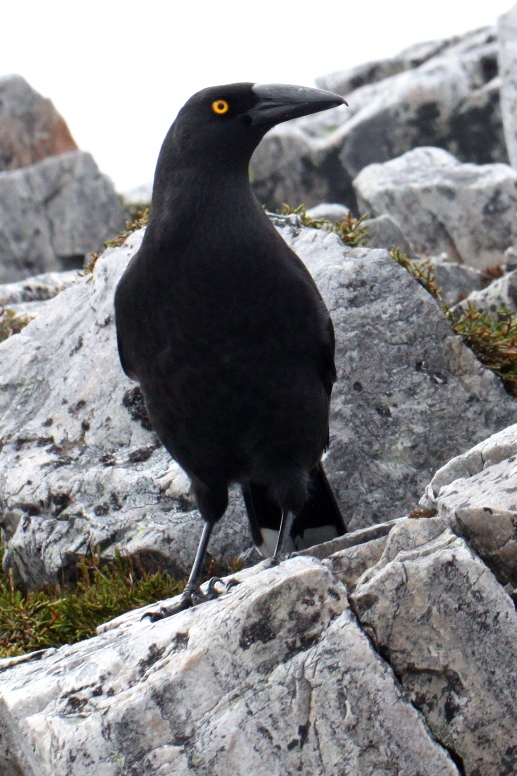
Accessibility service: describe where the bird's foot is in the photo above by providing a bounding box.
[142,577,240,622]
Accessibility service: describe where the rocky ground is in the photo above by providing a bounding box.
[1,6,517,776]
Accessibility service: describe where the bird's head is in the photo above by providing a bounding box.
[161,82,346,171]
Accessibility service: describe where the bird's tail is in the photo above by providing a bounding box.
[242,463,347,558]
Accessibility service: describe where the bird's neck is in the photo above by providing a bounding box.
[148,154,261,247]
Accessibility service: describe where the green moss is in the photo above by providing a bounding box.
[0,541,241,657]
[83,208,150,274]
[0,307,33,344]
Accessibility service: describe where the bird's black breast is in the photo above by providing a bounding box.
[114,201,335,484]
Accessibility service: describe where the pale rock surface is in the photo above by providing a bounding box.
[421,423,517,587]
[498,4,517,168]
[306,202,349,221]
[2,516,517,774]
[354,146,517,269]
[0,270,80,306]
[0,150,125,283]
[352,519,517,776]
[253,27,505,211]
[0,550,462,776]
[315,34,470,96]
[250,124,355,212]
[422,256,485,306]
[0,75,77,172]
[453,266,517,313]
[362,213,414,254]
[0,219,515,587]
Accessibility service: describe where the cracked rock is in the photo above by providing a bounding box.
[0,149,125,282]
[0,554,460,776]
[421,423,517,587]
[351,518,517,776]
[353,146,517,269]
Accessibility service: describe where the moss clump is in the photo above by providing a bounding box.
[0,307,33,343]
[84,208,150,274]
[278,203,369,248]
[390,247,517,398]
[0,541,241,657]
[448,305,517,396]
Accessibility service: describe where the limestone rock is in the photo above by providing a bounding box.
[0,75,76,172]
[354,146,517,269]
[453,267,517,313]
[306,202,349,221]
[362,214,413,254]
[2,515,516,774]
[0,553,461,776]
[315,35,464,96]
[0,270,80,306]
[253,27,505,212]
[0,150,125,282]
[421,423,517,587]
[249,124,355,212]
[498,5,517,169]
[351,519,517,776]
[422,257,485,307]
[0,218,515,587]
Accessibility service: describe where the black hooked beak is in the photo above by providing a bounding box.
[247,83,347,126]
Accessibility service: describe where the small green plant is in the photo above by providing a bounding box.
[278,203,369,248]
[0,307,33,344]
[389,247,517,398]
[390,247,442,302]
[0,541,241,657]
[447,304,517,396]
[84,208,150,274]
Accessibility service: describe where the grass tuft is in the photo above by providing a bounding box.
[0,541,241,657]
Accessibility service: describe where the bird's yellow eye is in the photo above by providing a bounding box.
[212,99,229,115]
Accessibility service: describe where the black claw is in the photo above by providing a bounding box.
[225,577,241,592]
[206,576,224,598]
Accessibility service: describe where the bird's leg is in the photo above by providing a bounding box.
[271,510,295,564]
[144,521,215,622]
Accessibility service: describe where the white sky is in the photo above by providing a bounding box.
[3,1,515,192]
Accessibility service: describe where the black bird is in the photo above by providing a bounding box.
[114,83,347,615]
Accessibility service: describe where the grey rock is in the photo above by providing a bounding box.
[249,124,354,211]
[306,202,349,221]
[0,552,461,776]
[362,214,414,254]
[453,267,517,314]
[0,150,125,283]
[315,34,467,96]
[354,146,517,269]
[448,76,509,165]
[421,423,517,587]
[0,219,515,587]
[256,27,504,212]
[0,270,80,305]
[352,519,517,776]
[505,244,517,270]
[420,257,485,307]
[498,6,517,169]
